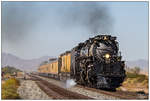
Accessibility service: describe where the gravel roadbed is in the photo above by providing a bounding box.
[17,80,52,100]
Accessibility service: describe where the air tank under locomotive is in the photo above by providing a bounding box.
[71,35,126,89]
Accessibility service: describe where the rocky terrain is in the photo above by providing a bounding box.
[17,80,51,100]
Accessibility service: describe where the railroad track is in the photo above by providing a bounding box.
[29,75,92,99]
[29,74,148,100]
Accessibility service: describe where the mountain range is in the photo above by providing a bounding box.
[2,52,54,72]
[1,52,149,73]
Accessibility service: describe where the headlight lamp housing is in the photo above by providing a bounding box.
[104,53,110,59]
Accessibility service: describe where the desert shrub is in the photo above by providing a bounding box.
[142,79,148,87]
[2,85,20,99]
[126,72,146,78]
[136,75,146,82]
[2,66,22,75]
[127,72,148,83]
[2,78,20,99]
[126,72,138,78]
[128,80,131,84]
[4,78,20,87]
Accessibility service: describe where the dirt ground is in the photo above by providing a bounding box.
[118,78,148,94]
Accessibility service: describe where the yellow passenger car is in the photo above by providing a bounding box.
[60,51,71,73]
[50,61,58,74]
[38,64,49,73]
[38,61,59,74]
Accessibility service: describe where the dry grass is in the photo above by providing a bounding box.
[118,72,148,94]
[2,78,20,99]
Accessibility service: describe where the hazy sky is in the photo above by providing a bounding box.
[2,2,148,61]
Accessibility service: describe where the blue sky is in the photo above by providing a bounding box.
[2,2,148,61]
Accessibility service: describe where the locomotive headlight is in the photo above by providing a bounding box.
[105,54,110,59]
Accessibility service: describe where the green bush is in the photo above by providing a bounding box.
[126,72,138,78]
[136,75,146,82]
[2,66,22,75]
[4,78,20,87]
[126,72,146,78]
[126,72,147,83]
[2,78,20,99]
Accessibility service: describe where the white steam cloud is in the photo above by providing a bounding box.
[65,79,76,88]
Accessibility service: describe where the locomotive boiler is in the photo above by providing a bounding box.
[38,35,126,90]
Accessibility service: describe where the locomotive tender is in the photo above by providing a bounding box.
[38,35,126,90]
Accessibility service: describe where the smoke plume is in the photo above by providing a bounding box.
[2,2,113,59]
[61,2,113,34]
[2,2,113,43]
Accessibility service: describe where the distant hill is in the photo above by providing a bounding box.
[2,52,55,72]
[126,59,148,73]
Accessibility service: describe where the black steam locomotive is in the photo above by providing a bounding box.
[38,35,126,90]
[70,35,126,90]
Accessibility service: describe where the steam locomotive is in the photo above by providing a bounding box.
[38,35,126,90]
